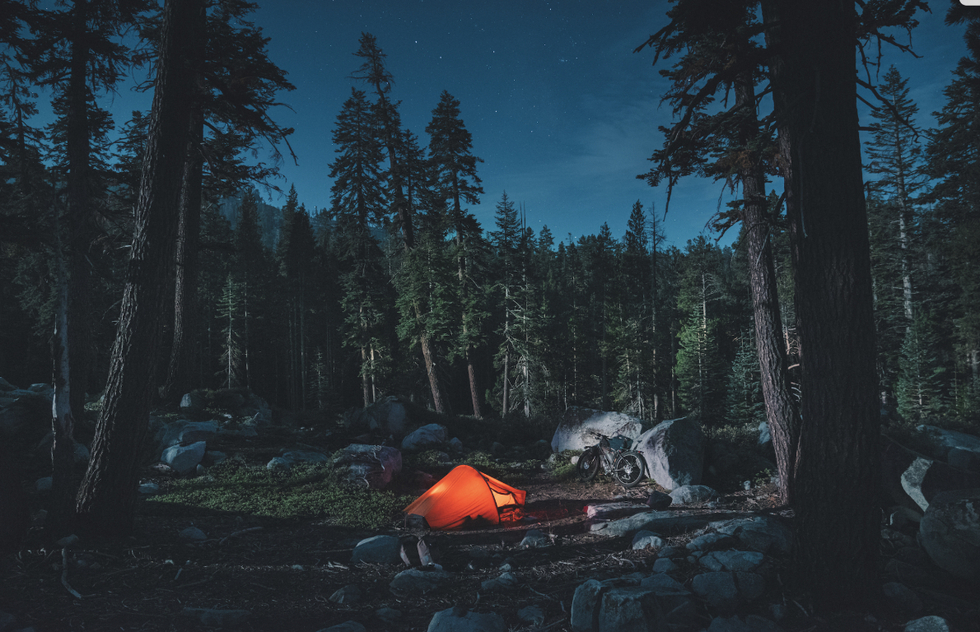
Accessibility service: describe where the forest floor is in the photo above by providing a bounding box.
[1,428,977,632]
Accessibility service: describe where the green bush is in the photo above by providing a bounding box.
[548,457,579,481]
[146,461,410,529]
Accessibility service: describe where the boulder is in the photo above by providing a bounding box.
[550,407,644,454]
[179,391,207,413]
[481,571,519,592]
[631,530,665,550]
[586,501,642,520]
[571,580,670,632]
[686,533,737,553]
[918,488,980,580]
[699,550,765,573]
[0,389,49,442]
[388,568,454,597]
[646,491,673,510]
[179,526,207,541]
[916,425,980,461]
[344,396,411,438]
[351,535,402,565]
[708,516,794,556]
[904,616,951,632]
[427,608,506,632]
[266,457,291,471]
[758,422,771,447]
[598,586,667,632]
[571,580,606,632]
[691,571,765,613]
[178,421,218,445]
[653,558,679,573]
[882,435,980,512]
[948,446,980,473]
[669,484,717,505]
[634,418,705,491]
[242,392,272,428]
[691,572,739,613]
[400,423,448,452]
[27,382,53,401]
[162,441,206,475]
[328,584,362,604]
[882,582,923,618]
[590,510,716,537]
[333,444,402,489]
[518,605,545,626]
[520,529,551,549]
[35,477,52,493]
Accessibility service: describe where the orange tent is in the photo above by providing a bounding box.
[403,465,527,530]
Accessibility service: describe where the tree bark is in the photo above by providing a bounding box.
[163,106,205,401]
[74,0,203,538]
[735,74,800,506]
[764,0,881,607]
[50,0,94,537]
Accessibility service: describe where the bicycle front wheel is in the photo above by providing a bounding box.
[613,451,645,488]
[577,447,601,482]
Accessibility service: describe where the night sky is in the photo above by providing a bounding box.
[109,1,971,248]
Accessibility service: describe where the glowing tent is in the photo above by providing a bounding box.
[403,465,527,530]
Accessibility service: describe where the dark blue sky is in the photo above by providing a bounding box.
[247,1,968,249]
[95,1,969,249]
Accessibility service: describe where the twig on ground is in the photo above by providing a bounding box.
[60,548,83,600]
[526,584,557,601]
[219,526,263,545]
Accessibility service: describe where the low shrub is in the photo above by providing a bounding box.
[145,460,410,529]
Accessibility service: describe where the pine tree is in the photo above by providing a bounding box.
[216,274,246,389]
[726,329,766,427]
[615,201,654,419]
[675,304,726,422]
[896,310,947,423]
[161,0,296,401]
[231,189,273,391]
[275,189,316,410]
[489,192,522,415]
[328,87,389,407]
[426,90,485,417]
[924,9,980,413]
[866,66,924,326]
[761,0,888,605]
[352,33,447,412]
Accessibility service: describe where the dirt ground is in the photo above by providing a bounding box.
[0,460,786,632]
[1,428,976,632]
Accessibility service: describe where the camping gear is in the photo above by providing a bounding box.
[577,430,646,488]
[403,465,526,530]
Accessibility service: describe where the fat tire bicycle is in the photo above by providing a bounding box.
[576,431,645,488]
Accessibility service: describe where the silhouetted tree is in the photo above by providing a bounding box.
[75,0,203,538]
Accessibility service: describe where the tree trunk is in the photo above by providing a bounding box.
[50,0,93,537]
[764,0,881,607]
[74,0,203,538]
[735,74,800,506]
[49,233,75,537]
[466,345,481,418]
[502,286,510,415]
[163,107,204,401]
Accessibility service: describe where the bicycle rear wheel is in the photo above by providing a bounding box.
[577,447,601,482]
[613,451,645,488]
